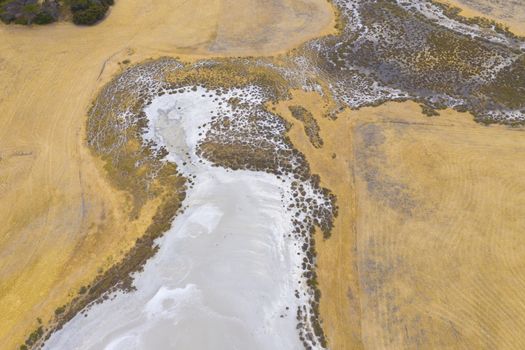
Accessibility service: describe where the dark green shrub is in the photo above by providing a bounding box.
[54,305,66,315]
[71,0,110,25]
[33,9,55,24]
[24,326,43,347]
[2,0,112,25]
[72,4,106,25]
[0,0,57,24]
[70,0,89,11]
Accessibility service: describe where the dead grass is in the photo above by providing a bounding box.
[351,103,525,349]
[275,90,364,349]
[277,94,525,349]
[0,0,336,348]
[433,0,525,37]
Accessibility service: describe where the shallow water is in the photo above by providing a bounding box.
[44,88,311,350]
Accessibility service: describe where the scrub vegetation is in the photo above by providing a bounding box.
[431,0,522,39]
[0,0,113,25]
[288,105,324,148]
[8,0,525,349]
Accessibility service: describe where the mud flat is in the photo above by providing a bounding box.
[45,88,310,350]
[42,60,337,348]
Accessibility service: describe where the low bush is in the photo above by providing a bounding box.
[0,0,58,25]
[70,0,113,25]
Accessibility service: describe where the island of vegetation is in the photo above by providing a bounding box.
[0,0,114,25]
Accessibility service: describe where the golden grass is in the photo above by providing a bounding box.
[275,90,364,349]
[3,0,525,348]
[0,1,336,348]
[434,0,525,37]
[277,95,525,349]
[352,105,525,349]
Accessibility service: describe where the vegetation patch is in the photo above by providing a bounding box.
[430,0,523,40]
[482,55,525,111]
[0,0,59,25]
[0,0,113,25]
[164,59,292,102]
[307,0,525,124]
[70,0,113,25]
[289,105,324,148]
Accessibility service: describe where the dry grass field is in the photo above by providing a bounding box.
[275,91,361,349]
[435,0,525,36]
[278,97,525,349]
[351,103,525,349]
[2,0,525,348]
[0,1,335,348]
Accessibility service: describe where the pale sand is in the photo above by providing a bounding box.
[0,1,335,348]
[434,0,525,36]
[44,87,314,350]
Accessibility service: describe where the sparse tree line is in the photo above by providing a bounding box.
[0,0,114,25]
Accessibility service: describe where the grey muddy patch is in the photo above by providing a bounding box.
[354,123,417,215]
